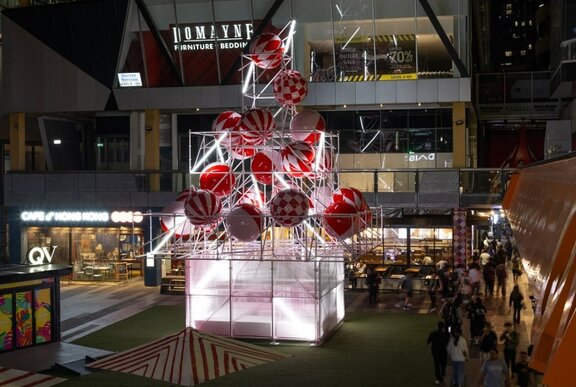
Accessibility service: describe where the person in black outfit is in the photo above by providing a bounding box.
[513,351,534,387]
[426,321,450,385]
[509,284,525,325]
[366,266,380,304]
[467,295,487,343]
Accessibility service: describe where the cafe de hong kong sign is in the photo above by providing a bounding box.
[171,21,254,51]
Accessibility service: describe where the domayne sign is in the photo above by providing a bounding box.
[171,21,254,51]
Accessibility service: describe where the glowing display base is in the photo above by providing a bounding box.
[185,257,345,343]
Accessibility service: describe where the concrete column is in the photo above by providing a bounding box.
[144,109,160,192]
[9,113,26,171]
[452,102,466,168]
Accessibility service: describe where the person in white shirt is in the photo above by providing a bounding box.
[480,248,492,267]
[447,328,468,387]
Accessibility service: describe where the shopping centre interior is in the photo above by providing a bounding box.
[0,0,575,385]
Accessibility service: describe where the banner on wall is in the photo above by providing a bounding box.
[334,34,417,81]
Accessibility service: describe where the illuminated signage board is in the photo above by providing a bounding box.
[20,211,143,224]
[118,72,143,87]
[171,21,254,51]
[28,246,57,265]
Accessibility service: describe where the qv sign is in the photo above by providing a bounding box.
[27,246,57,265]
[404,153,436,162]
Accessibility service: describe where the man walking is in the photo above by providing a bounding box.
[426,321,450,385]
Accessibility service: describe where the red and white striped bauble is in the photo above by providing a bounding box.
[249,33,284,69]
[212,111,242,148]
[281,141,315,178]
[199,163,235,197]
[236,189,266,208]
[273,69,308,106]
[322,202,359,240]
[225,203,264,242]
[184,189,222,226]
[290,110,326,144]
[239,108,275,145]
[359,203,372,231]
[251,149,281,185]
[160,198,193,238]
[332,187,365,211]
[269,188,310,227]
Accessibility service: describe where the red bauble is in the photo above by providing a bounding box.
[333,187,365,211]
[199,163,235,197]
[251,149,281,185]
[322,202,359,239]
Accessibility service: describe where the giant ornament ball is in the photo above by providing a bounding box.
[160,190,193,238]
[273,69,308,106]
[225,203,264,242]
[281,141,315,178]
[239,108,275,145]
[249,33,284,69]
[290,109,326,144]
[199,163,235,197]
[333,187,365,211]
[269,188,310,227]
[322,202,359,239]
[184,189,222,226]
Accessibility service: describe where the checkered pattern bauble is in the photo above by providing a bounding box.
[269,188,310,227]
[184,189,222,226]
[199,163,235,197]
[332,187,365,211]
[239,108,275,145]
[281,141,315,178]
[225,203,264,242]
[273,69,308,106]
[290,109,326,144]
[249,33,284,69]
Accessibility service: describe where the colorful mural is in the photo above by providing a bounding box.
[35,288,52,343]
[0,294,13,351]
[15,291,33,348]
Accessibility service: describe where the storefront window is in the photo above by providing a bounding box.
[24,226,143,282]
[371,226,452,265]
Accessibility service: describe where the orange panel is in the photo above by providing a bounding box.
[541,308,576,386]
[501,172,519,210]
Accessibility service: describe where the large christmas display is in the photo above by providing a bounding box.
[154,21,377,343]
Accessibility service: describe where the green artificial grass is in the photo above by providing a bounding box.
[71,305,186,351]
[70,304,441,386]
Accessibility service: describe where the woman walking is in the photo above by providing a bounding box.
[447,327,468,387]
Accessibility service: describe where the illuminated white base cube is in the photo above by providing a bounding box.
[185,258,345,343]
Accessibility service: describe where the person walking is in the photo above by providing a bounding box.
[483,259,496,297]
[512,351,535,387]
[480,349,510,387]
[479,321,498,365]
[467,295,487,344]
[401,272,414,310]
[495,260,507,298]
[426,321,450,385]
[366,266,380,304]
[427,271,442,313]
[446,327,468,387]
[509,285,525,325]
[500,322,520,373]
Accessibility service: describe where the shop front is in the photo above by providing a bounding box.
[14,209,147,282]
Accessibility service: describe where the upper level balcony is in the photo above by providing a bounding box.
[2,168,513,210]
[550,38,576,99]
